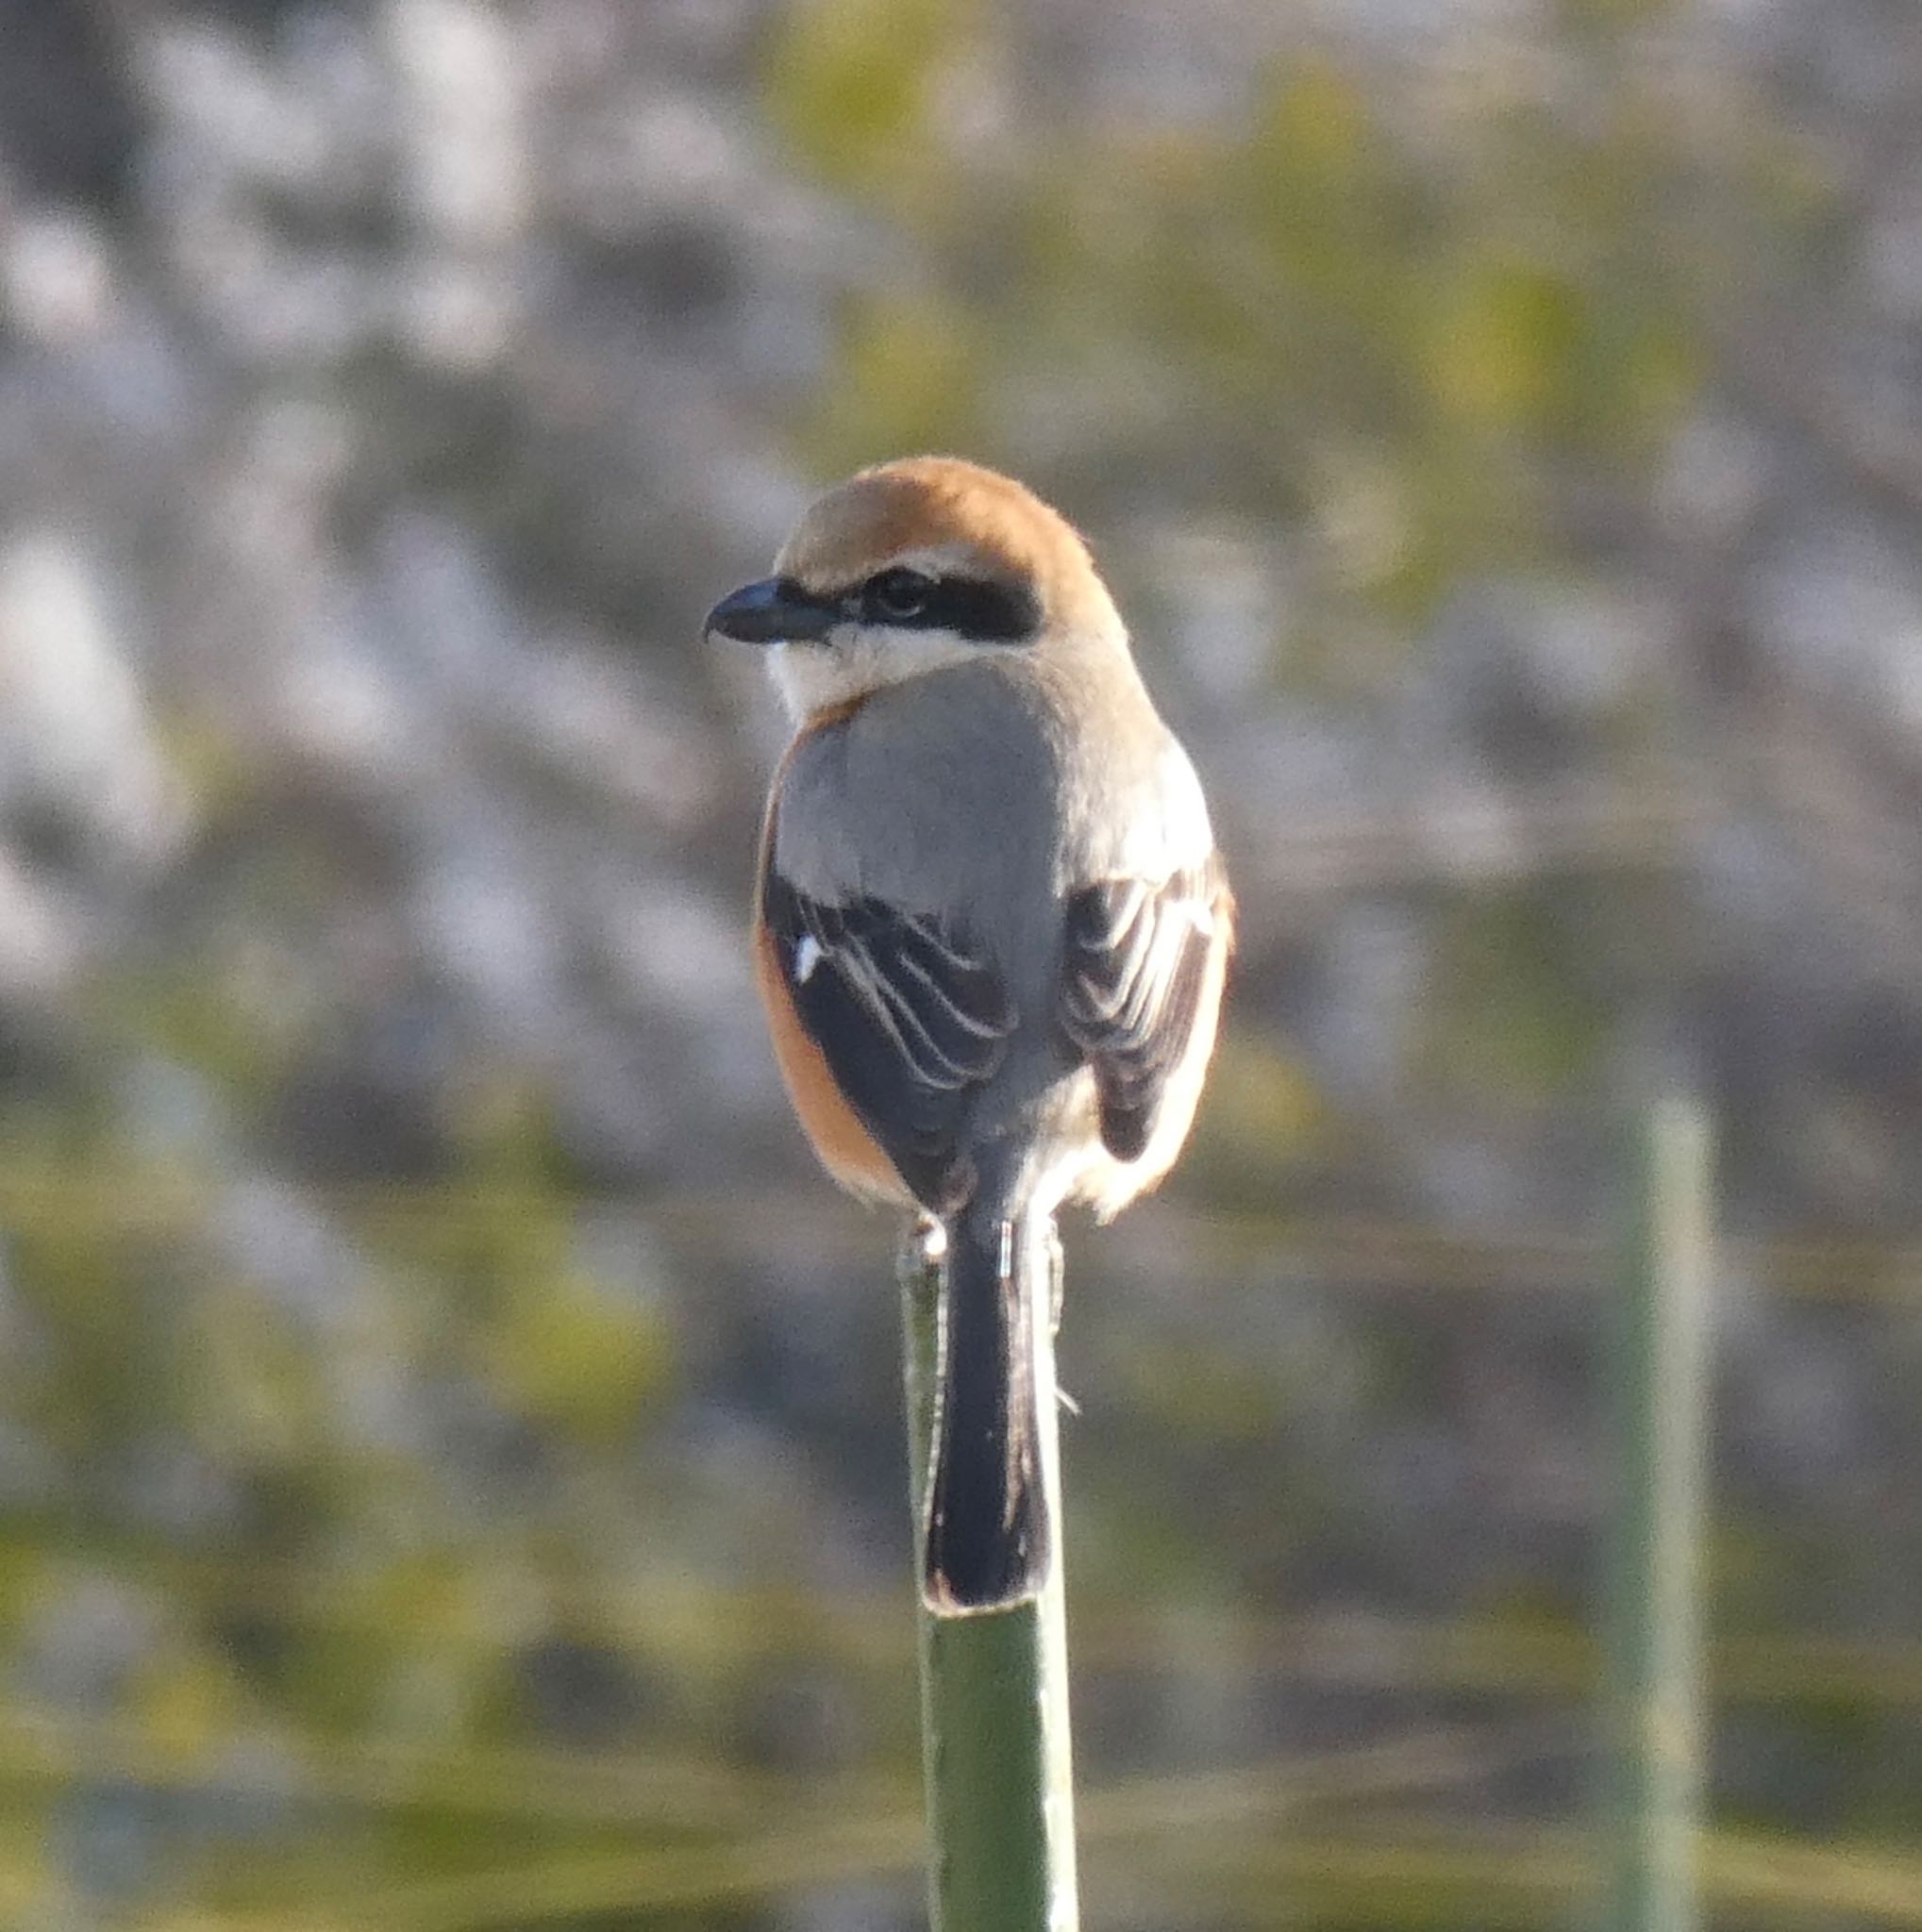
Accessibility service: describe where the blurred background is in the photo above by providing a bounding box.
[0,0,1920,1925]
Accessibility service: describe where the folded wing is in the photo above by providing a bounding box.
[1060,859,1229,1163]
[761,870,1016,1212]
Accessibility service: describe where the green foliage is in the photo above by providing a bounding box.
[763,0,977,202]
[799,291,987,475]
[1183,1034,1329,1207]
[181,1281,325,1468]
[762,37,1720,627]
[1424,888,1611,1105]
[479,1269,672,1449]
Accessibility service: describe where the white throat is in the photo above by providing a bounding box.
[767,625,989,724]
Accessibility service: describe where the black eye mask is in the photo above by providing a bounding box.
[855,568,1041,644]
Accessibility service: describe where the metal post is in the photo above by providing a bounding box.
[1603,1095,1713,1932]
[900,1220,1080,1931]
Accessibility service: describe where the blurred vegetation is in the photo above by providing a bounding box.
[0,0,1918,1926]
[774,1,1714,633]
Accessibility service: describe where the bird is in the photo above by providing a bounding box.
[706,456,1232,1615]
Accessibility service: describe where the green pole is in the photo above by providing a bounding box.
[900,1221,1080,1932]
[1603,1095,1713,1932]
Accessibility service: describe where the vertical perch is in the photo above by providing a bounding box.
[1603,1095,1713,1932]
[900,1220,1080,1932]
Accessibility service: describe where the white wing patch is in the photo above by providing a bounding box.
[794,934,824,984]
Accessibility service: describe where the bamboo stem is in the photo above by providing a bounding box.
[900,1220,1080,1931]
[1603,1095,1713,1932]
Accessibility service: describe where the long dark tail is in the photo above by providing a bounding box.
[923,1208,1050,1613]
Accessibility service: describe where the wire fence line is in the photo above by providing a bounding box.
[53,1734,1499,1932]
[44,1811,1922,1932]
[0,1142,1910,1927]
[1228,774,1708,931]
[0,1164,1914,1306]
[0,1534,1915,1710]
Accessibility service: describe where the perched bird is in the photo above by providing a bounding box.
[707,457,1231,1614]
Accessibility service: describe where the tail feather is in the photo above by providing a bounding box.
[923,1210,1049,1613]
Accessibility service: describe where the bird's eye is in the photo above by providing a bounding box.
[865,567,935,621]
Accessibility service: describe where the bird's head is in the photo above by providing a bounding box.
[704,457,1124,720]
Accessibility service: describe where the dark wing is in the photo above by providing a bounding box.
[1060,860,1228,1163]
[761,870,1016,1213]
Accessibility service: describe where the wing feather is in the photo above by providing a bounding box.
[1060,859,1229,1163]
[761,870,1015,1211]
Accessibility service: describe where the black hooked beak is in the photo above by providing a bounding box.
[703,575,839,645]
